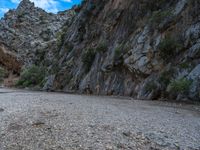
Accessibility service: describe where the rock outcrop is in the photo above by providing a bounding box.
[0,0,200,101]
[0,0,74,66]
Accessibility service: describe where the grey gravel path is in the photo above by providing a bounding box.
[0,88,200,150]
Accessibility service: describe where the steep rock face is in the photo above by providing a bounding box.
[0,43,22,73]
[45,0,200,100]
[0,0,199,101]
[0,0,74,66]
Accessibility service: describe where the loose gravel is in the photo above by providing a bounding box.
[0,88,200,150]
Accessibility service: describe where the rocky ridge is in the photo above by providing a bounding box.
[0,0,74,66]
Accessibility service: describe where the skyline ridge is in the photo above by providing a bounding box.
[0,0,81,18]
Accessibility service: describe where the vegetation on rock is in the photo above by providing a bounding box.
[96,42,108,53]
[0,67,5,83]
[114,44,123,60]
[56,26,68,49]
[145,81,157,92]
[158,36,182,61]
[168,78,192,95]
[150,9,172,25]
[159,69,175,86]
[82,48,96,72]
[16,65,46,88]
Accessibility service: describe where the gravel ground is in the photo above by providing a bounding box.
[0,88,200,150]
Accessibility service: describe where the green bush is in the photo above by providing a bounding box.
[150,10,172,25]
[17,12,26,19]
[0,67,5,83]
[168,78,192,94]
[145,0,166,11]
[179,62,192,70]
[56,26,68,49]
[16,65,46,88]
[145,81,157,92]
[96,42,107,53]
[35,49,46,62]
[158,36,182,61]
[82,48,96,72]
[50,64,60,74]
[114,44,123,60]
[159,69,175,86]
[63,43,74,54]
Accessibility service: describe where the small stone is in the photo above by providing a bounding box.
[105,145,113,150]
[123,131,131,137]
[0,108,4,112]
[175,111,180,114]
[117,143,126,149]
[32,121,45,127]
[174,143,180,148]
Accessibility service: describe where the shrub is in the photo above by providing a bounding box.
[35,49,46,62]
[50,63,61,74]
[145,81,157,92]
[63,43,74,54]
[168,78,192,94]
[0,67,5,83]
[179,62,192,70]
[39,16,48,24]
[56,26,68,49]
[150,10,172,25]
[158,36,182,61]
[16,65,46,88]
[17,12,28,22]
[96,42,107,53]
[123,43,132,53]
[17,12,25,19]
[145,0,166,11]
[82,48,96,72]
[159,69,175,86]
[114,44,123,60]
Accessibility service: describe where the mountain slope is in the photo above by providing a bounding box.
[44,0,200,101]
[0,0,200,101]
[0,0,74,66]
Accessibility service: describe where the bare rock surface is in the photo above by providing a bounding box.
[0,0,200,101]
[0,88,199,150]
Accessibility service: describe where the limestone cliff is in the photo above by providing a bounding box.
[0,0,200,101]
[0,0,74,66]
[44,0,200,101]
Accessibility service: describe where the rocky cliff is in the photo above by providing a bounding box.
[0,0,200,101]
[0,0,74,67]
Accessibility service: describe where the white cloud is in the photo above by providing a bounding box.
[62,0,72,2]
[0,8,9,13]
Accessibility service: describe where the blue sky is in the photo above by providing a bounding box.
[0,0,81,18]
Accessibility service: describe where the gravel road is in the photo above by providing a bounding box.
[0,88,200,150]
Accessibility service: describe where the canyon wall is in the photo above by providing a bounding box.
[0,0,200,101]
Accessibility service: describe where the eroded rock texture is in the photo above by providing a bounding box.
[0,0,200,101]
